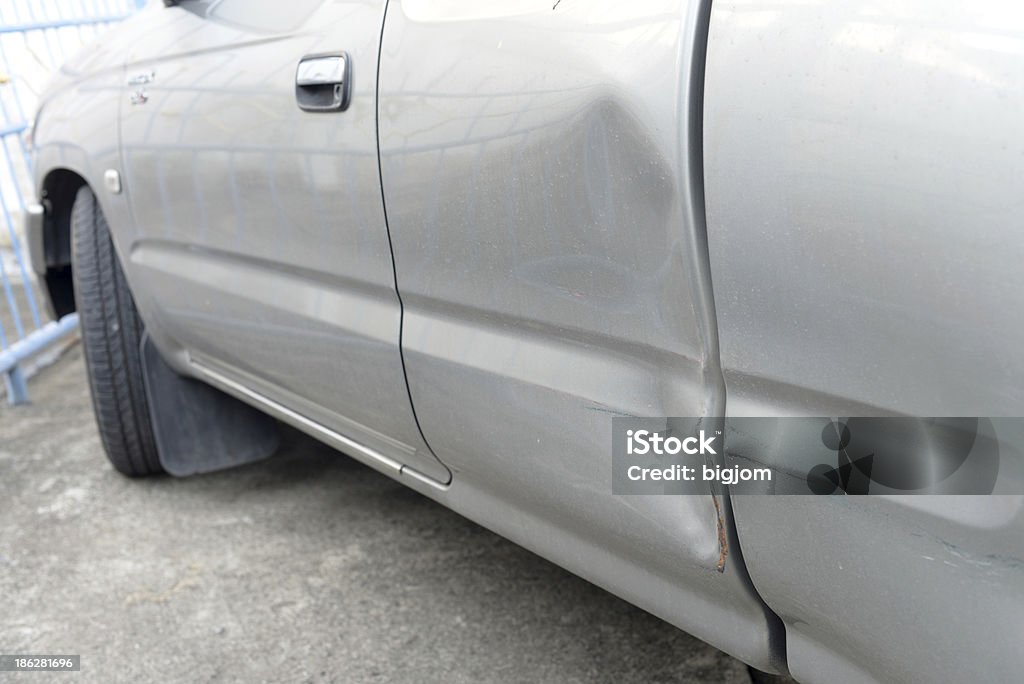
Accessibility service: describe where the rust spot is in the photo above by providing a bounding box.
[711,493,729,573]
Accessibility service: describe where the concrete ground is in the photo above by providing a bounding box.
[0,262,45,348]
[0,346,756,684]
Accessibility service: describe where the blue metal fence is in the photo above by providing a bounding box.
[0,0,143,404]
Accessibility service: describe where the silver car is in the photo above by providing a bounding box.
[25,1,1024,682]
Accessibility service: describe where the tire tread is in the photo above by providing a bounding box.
[71,186,162,476]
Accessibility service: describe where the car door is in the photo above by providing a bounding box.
[117,0,449,482]
[377,0,782,670]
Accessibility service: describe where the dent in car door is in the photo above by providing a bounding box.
[117,0,449,482]
[378,0,780,669]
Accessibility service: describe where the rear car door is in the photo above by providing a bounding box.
[377,0,781,669]
[117,0,449,482]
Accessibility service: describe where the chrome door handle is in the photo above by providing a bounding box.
[295,53,350,112]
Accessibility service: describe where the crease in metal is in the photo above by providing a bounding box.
[676,0,790,672]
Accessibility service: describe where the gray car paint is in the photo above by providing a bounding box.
[115,1,450,483]
[704,1,1024,682]
[27,0,1024,681]
[377,0,780,671]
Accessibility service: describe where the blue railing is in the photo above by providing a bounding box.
[0,0,144,404]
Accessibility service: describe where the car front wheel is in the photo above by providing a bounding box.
[70,185,163,476]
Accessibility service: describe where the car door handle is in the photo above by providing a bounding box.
[295,53,350,112]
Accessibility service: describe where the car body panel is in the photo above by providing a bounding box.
[704,1,1024,681]
[31,46,132,282]
[114,1,450,482]
[377,0,780,670]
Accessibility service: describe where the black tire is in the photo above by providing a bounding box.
[71,185,163,476]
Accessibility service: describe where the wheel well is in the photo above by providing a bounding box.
[40,168,88,318]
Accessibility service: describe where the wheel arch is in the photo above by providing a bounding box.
[37,167,90,318]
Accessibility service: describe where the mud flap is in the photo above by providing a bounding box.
[140,335,280,476]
